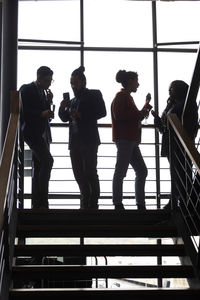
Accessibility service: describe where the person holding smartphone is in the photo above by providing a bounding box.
[59,66,106,210]
[111,69,152,210]
[20,66,54,209]
[152,80,198,210]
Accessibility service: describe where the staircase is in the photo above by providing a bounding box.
[10,209,200,299]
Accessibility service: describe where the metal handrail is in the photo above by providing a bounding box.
[0,91,20,230]
[0,91,21,299]
[168,113,200,274]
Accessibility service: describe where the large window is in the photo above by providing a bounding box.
[157,1,200,43]
[18,0,200,209]
[18,0,199,289]
[18,1,80,41]
[84,0,152,47]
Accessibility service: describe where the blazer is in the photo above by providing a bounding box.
[20,81,52,145]
[58,88,106,149]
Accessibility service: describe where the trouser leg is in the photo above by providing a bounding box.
[130,145,147,208]
[82,145,99,208]
[113,140,137,205]
[70,145,100,209]
[28,139,53,208]
[70,148,90,209]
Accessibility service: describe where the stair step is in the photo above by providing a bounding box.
[18,209,171,226]
[9,288,200,300]
[14,244,186,257]
[16,224,178,238]
[12,265,194,280]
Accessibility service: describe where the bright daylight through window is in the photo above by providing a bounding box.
[18,0,200,209]
[16,0,200,290]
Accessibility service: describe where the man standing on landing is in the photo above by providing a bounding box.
[59,66,106,209]
[20,66,54,209]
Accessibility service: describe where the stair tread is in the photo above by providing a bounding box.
[18,209,170,215]
[12,265,194,279]
[16,224,178,237]
[17,224,176,229]
[14,244,186,256]
[18,209,171,225]
[10,288,200,300]
[10,287,200,293]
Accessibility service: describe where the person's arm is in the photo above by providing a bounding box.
[112,92,150,122]
[58,99,71,122]
[20,85,43,118]
[78,90,107,121]
[20,84,54,120]
[151,110,165,133]
[139,93,152,120]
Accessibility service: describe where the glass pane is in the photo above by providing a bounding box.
[157,2,200,43]
[84,51,154,124]
[84,0,152,47]
[18,0,80,41]
[17,50,80,122]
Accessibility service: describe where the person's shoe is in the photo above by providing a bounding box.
[32,204,49,210]
[114,204,125,210]
[137,205,146,211]
[89,205,99,210]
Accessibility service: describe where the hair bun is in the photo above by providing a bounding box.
[78,66,85,73]
[116,70,126,83]
[71,66,85,77]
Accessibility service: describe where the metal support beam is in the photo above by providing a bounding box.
[0,0,18,155]
[80,0,84,66]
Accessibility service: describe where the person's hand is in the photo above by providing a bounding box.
[42,109,54,119]
[70,110,80,119]
[146,93,151,104]
[143,109,150,119]
[60,99,70,109]
[46,89,53,104]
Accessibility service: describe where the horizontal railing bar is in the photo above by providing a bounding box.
[18,38,83,45]
[22,193,160,200]
[18,45,198,53]
[49,179,161,182]
[157,41,199,46]
[50,123,152,128]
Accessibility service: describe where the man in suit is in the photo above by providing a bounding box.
[58,66,106,209]
[20,66,54,209]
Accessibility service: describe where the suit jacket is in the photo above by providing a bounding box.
[20,81,52,145]
[58,88,106,149]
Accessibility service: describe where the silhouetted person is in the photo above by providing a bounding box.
[152,80,198,210]
[111,70,152,210]
[59,66,106,209]
[20,66,54,209]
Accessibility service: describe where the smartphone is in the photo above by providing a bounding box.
[151,110,157,117]
[63,92,70,100]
